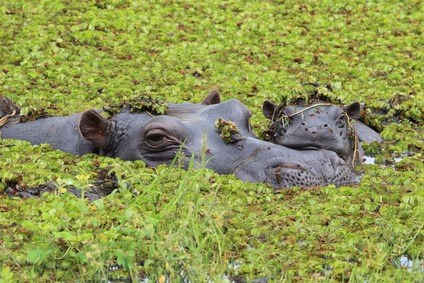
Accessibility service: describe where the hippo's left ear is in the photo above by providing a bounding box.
[343,102,361,119]
[79,110,112,151]
[202,90,221,105]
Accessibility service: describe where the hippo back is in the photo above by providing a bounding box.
[1,113,96,155]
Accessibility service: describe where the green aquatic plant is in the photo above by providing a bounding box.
[0,0,423,281]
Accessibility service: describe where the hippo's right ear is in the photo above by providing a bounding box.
[202,90,221,105]
[343,102,361,119]
[79,110,112,151]
[262,100,277,119]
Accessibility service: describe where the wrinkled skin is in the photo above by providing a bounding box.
[1,92,358,188]
[263,100,382,164]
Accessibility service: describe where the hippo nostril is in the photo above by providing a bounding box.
[277,162,301,170]
[305,128,308,131]
[324,124,328,127]
[301,122,306,126]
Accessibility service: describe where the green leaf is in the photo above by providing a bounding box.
[53,231,76,242]
[21,220,37,230]
[26,248,51,264]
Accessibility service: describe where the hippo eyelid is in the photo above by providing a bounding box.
[145,129,167,141]
[144,117,189,141]
[143,128,183,152]
[145,127,185,143]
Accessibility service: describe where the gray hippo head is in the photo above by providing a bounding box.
[263,100,365,165]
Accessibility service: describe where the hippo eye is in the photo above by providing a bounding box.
[336,115,346,128]
[145,129,169,146]
[143,117,187,152]
[147,133,164,142]
[278,128,287,136]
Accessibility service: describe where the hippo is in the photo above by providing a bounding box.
[262,99,382,165]
[0,92,358,188]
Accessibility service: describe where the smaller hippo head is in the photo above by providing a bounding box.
[263,100,362,164]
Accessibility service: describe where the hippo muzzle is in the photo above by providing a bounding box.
[231,138,358,189]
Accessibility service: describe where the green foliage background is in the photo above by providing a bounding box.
[0,0,423,282]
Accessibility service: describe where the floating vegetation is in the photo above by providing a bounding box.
[0,0,423,282]
[361,93,424,132]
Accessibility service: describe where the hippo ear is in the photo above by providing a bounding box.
[202,90,221,105]
[343,102,361,119]
[79,110,112,150]
[262,100,277,119]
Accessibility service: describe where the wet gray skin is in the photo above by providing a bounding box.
[263,100,382,164]
[1,92,358,188]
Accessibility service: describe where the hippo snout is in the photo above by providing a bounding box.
[271,162,324,188]
[231,139,358,189]
[275,122,344,152]
[301,122,331,137]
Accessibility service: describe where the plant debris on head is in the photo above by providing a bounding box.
[104,93,169,117]
[214,118,242,144]
[283,82,343,106]
[268,82,356,129]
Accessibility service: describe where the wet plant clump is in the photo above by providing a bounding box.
[103,93,169,117]
[214,118,243,144]
[279,82,343,106]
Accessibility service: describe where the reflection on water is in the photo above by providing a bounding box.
[363,152,413,165]
[363,156,376,164]
[393,256,424,272]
